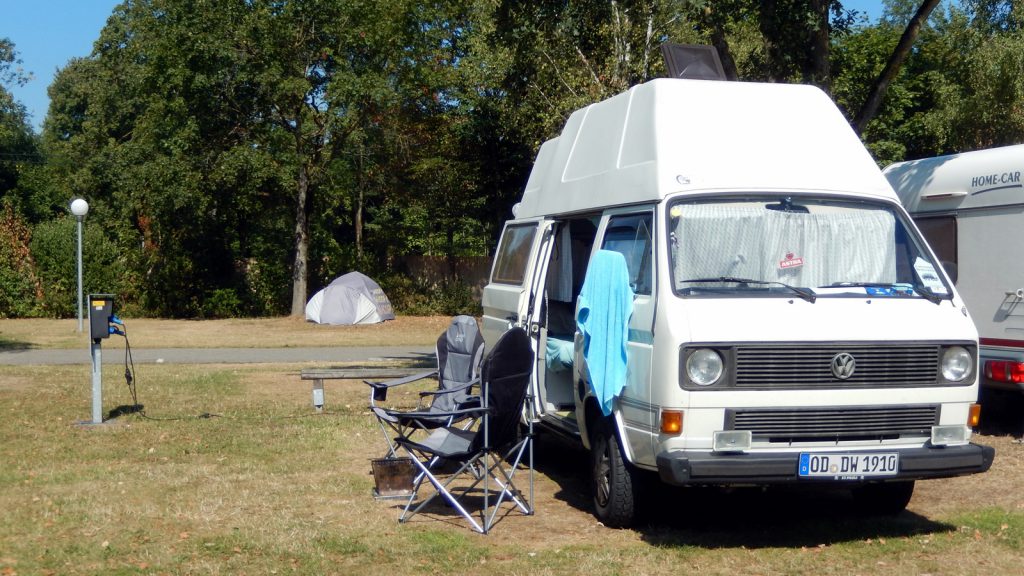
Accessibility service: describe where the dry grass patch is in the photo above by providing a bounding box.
[0,316,450,350]
[2,362,1023,575]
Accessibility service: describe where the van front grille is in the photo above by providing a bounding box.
[727,405,938,443]
[734,344,939,389]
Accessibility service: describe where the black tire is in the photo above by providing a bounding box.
[591,420,639,528]
[851,480,915,516]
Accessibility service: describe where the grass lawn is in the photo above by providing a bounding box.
[2,318,1024,574]
[0,316,451,350]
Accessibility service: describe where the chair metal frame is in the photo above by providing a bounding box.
[394,328,535,534]
[366,315,485,458]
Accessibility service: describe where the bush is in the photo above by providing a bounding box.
[0,202,42,318]
[30,216,127,318]
[201,288,244,318]
[379,273,481,316]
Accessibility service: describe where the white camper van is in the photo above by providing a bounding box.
[885,144,1024,397]
[482,78,994,528]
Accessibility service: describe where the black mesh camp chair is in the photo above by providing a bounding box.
[366,315,485,457]
[394,327,535,534]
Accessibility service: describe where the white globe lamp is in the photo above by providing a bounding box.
[70,198,89,332]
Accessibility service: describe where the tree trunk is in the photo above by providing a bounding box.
[759,0,781,82]
[702,2,738,81]
[355,144,364,261]
[809,0,831,93]
[710,22,739,81]
[355,186,364,261]
[290,162,310,317]
[854,0,941,135]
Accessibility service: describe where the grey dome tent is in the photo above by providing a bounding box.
[305,272,395,325]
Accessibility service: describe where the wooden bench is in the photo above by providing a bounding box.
[300,367,424,412]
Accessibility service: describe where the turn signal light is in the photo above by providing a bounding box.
[661,410,683,435]
[968,403,982,428]
[985,360,1024,383]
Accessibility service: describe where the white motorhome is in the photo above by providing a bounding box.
[885,144,1024,397]
[481,78,994,528]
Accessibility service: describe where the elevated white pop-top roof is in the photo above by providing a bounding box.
[883,143,1024,214]
[515,78,896,219]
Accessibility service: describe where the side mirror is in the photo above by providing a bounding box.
[941,261,958,285]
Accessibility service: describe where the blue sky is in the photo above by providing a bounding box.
[3,0,121,132]
[3,0,887,134]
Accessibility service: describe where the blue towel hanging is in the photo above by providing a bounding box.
[576,250,634,416]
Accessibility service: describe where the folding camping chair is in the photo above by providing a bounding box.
[394,327,535,534]
[366,315,486,458]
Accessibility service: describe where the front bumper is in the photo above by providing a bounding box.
[656,443,995,486]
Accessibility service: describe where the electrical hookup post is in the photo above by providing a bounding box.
[86,294,122,424]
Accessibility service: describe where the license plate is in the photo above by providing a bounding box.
[798,452,899,479]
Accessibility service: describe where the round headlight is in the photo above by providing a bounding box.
[941,346,973,382]
[687,348,724,386]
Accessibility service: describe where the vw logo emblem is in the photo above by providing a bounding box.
[831,353,856,380]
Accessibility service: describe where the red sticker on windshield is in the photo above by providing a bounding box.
[779,252,804,270]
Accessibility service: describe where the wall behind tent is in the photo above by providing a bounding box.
[398,256,492,298]
[355,255,492,317]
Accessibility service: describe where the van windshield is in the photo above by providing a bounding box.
[668,196,952,301]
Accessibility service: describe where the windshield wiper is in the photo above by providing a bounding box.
[825,282,947,305]
[679,276,816,303]
[913,286,946,305]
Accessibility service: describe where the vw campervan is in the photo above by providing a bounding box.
[482,78,994,527]
[885,144,1024,397]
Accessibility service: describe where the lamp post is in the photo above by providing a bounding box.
[70,198,89,332]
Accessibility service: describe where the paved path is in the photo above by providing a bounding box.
[0,346,436,366]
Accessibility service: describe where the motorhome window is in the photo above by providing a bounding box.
[913,216,958,269]
[601,213,653,295]
[668,196,951,299]
[491,223,537,285]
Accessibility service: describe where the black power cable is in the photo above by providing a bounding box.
[124,330,139,409]
[112,322,213,421]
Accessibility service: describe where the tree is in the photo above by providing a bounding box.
[0,39,45,318]
[42,0,498,317]
[44,1,293,316]
[832,0,1024,162]
[487,1,703,174]
[1,38,37,197]
[853,0,942,134]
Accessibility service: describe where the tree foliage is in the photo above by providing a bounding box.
[833,0,1024,163]
[1,2,1022,318]
[1,38,37,200]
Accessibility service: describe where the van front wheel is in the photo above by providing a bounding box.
[591,421,638,528]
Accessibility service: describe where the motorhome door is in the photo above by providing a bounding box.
[481,219,557,348]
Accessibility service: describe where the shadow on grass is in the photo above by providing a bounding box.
[0,336,34,351]
[633,485,953,550]
[533,434,955,549]
[400,352,438,369]
[324,352,437,371]
[107,404,145,420]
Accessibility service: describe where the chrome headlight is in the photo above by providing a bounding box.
[941,346,973,382]
[686,348,724,386]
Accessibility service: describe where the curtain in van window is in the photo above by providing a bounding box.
[673,203,897,288]
[546,225,574,302]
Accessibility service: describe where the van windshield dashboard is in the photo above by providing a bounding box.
[668,196,952,302]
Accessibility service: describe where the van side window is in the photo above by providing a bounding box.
[491,224,537,285]
[913,216,957,268]
[601,213,654,295]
